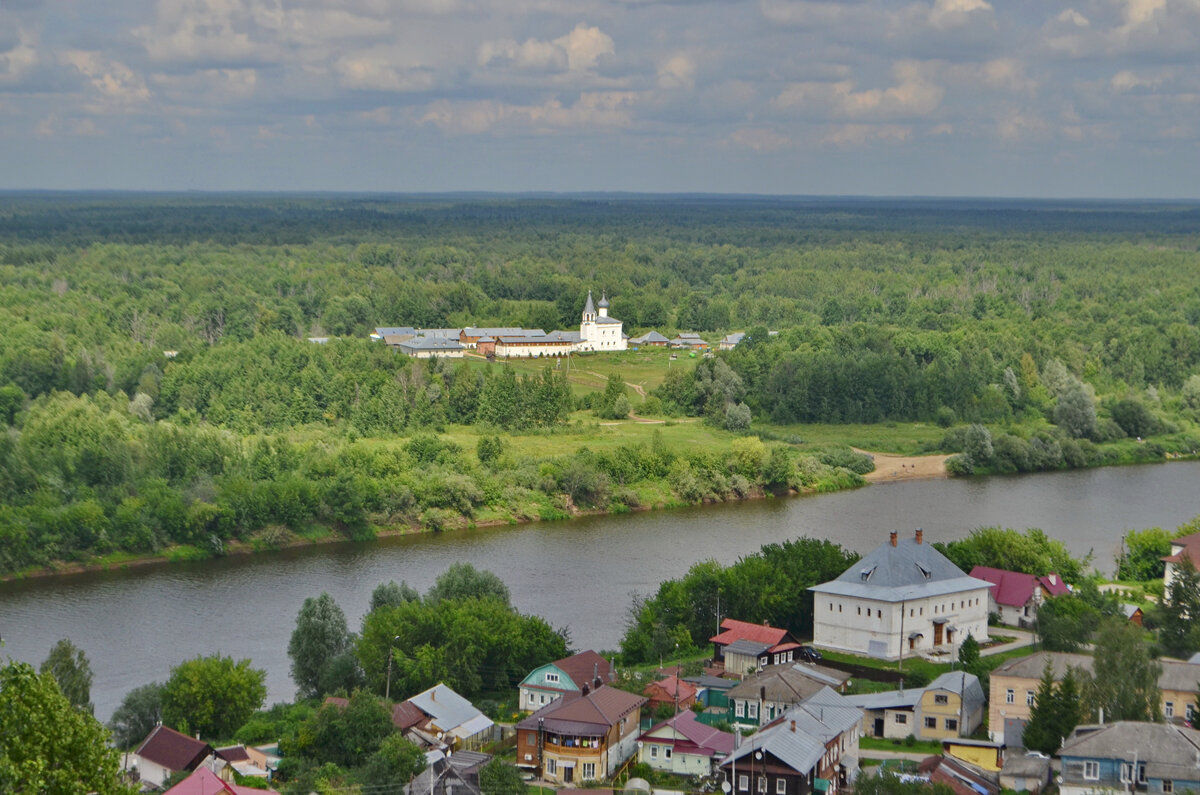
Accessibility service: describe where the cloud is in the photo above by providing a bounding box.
[419,90,635,134]
[335,51,436,92]
[479,24,614,73]
[61,50,151,108]
[1111,69,1165,93]
[0,29,37,85]
[820,123,910,146]
[152,68,258,103]
[774,65,944,120]
[729,127,791,152]
[657,54,694,89]
[927,0,994,30]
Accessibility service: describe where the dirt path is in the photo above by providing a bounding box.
[854,448,950,482]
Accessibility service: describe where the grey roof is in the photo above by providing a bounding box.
[584,291,596,316]
[631,331,670,344]
[543,330,582,342]
[595,316,621,324]
[721,688,861,775]
[789,663,850,689]
[375,326,417,337]
[399,337,465,352]
[464,327,544,337]
[683,674,736,690]
[721,332,746,345]
[842,687,923,711]
[1000,755,1051,779]
[1121,603,1142,619]
[991,651,1094,680]
[1062,722,1200,777]
[417,328,462,338]
[1190,651,1200,664]
[406,683,492,735]
[496,334,572,344]
[1158,658,1200,691]
[724,639,771,657]
[598,293,609,308]
[727,666,829,704]
[809,535,993,601]
[927,671,985,716]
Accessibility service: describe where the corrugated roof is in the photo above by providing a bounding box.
[927,671,985,716]
[721,688,861,774]
[406,683,493,736]
[969,566,1068,607]
[164,767,280,795]
[810,535,992,601]
[1062,722,1200,766]
[727,666,840,704]
[842,688,923,710]
[711,618,791,647]
[640,709,736,755]
[516,686,645,734]
[400,337,465,351]
[553,650,615,691]
[990,651,1094,680]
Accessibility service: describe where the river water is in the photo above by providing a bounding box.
[2,461,1199,721]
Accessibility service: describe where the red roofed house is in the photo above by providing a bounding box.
[165,766,280,795]
[1164,532,1200,591]
[125,725,219,789]
[710,619,802,676]
[642,675,699,714]
[518,650,615,713]
[515,685,646,785]
[637,709,736,776]
[968,567,1070,627]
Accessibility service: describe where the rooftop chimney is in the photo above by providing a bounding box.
[790,720,796,733]
[582,683,590,697]
[915,529,923,545]
[889,531,898,547]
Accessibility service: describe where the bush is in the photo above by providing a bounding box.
[935,406,957,427]
[945,454,974,476]
[819,447,875,475]
[1110,398,1158,438]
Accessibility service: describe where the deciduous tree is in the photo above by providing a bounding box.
[39,638,94,714]
[108,682,165,750]
[162,654,267,740]
[289,592,362,699]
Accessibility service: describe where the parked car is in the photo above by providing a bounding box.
[796,646,822,663]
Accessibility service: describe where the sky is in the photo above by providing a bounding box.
[0,0,1197,196]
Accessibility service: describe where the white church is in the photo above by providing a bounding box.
[577,290,626,352]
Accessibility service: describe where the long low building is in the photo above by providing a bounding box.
[494,331,580,358]
[397,337,466,358]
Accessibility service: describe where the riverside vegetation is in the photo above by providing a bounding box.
[4,194,1200,577]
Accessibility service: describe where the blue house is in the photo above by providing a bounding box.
[1059,722,1200,795]
[518,651,614,713]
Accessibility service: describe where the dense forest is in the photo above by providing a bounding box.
[3,193,1200,576]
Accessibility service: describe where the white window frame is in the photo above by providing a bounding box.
[547,759,557,775]
[895,713,907,724]
[735,701,745,718]
[545,672,560,684]
[1084,761,1099,781]
[776,779,787,795]
[748,702,759,719]
[650,746,659,759]
[582,763,596,780]
[758,776,767,793]
[1165,701,1174,718]
[739,775,749,792]
[1026,690,1035,706]
[945,718,958,732]
[1005,689,1014,705]
[1120,763,1133,784]
[1163,780,1174,793]
[664,748,672,760]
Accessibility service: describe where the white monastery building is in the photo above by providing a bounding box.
[809,530,991,661]
[578,291,626,352]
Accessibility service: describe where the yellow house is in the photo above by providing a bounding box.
[846,671,984,741]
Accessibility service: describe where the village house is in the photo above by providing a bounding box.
[164,767,280,795]
[461,327,543,349]
[682,673,735,712]
[711,618,804,675]
[397,336,466,359]
[643,674,699,714]
[382,683,495,751]
[718,688,863,795]
[372,326,418,345]
[519,650,615,713]
[637,709,736,776]
[407,748,490,795]
[1059,722,1200,795]
[727,664,851,730]
[1163,531,1200,590]
[515,685,646,785]
[630,331,670,347]
[670,333,709,350]
[844,672,983,742]
[719,332,746,351]
[810,530,991,661]
[124,725,222,789]
[916,755,1000,795]
[968,566,1070,627]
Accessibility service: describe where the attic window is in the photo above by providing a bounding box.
[916,564,932,581]
[859,566,877,582]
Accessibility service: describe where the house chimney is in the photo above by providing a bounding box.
[582,684,590,697]
[890,531,898,547]
[915,529,923,545]
[790,720,796,733]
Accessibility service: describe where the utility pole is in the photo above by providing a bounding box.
[385,635,401,701]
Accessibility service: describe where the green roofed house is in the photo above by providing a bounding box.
[519,650,615,713]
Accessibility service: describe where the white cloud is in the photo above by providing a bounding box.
[479,24,614,73]
[419,91,634,134]
[820,123,910,146]
[61,51,152,108]
[774,65,944,119]
[657,54,695,89]
[0,29,37,85]
[1111,69,1165,92]
[152,68,258,103]
[928,0,994,30]
[729,127,790,151]
[335,52,435,92]
[758,0,849,27]
[136,0,271,64]
[1056,8,1090,27]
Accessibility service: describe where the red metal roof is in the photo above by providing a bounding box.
[134,725,213,774]
[710,618,790,647]
[554,650,615,690]
[164,767,280,795]
[969,566,1067,608]
[643,675,698,704]
[1164,532,1200,564]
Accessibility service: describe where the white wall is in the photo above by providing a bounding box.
[812,588,990,661]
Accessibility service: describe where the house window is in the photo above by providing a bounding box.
[748,703,759,719]
[1084,761,1099,781]
[858,607,861,615]
[777,779,787,795]
[545,672,560,684]
[925,717,937,729]
[1189,704,1196,722]
[1163,781,1174,793]
[1026,691,1035,706]
[736,702,745,718]
[839,604,842,612]
[1165,701,1174,718]
[934,695,949,705]
[540,695,546,704]
[895,714,907,724]
[583,763,596,780]
[665,749,672,760]
[758,777,767,793]
[1005,689,1014,705]
[739,775,749,792]
[650,746,659,759]
[547,759,557,775]
[528,734,536,746]
[945,719,958,732]
[830,603,834,611]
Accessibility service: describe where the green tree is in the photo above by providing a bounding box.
[479,758,526,795]
[370,580,421,613]
[1054,381,1098,439]
[1158,556,1200,658]
[476,435,504,468]
[288,690,396,769]
[108,682,165,750]
[360,733,427,788]
[0,660,133,795]
[1021,660,1060,755]
[39,638,94,714]
[162,654,267,740]
[1090,618,1162,722]
[425,563,511,606]
[1117,527,1175,581]
[289,592,362,699]
[1035,594,1099,651]
[963,424,994,467]
[0,384,24,425]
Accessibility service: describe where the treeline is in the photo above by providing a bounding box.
[0,382,856,574]
[620,537,860,663]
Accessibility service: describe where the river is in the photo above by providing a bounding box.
[2,461,1199,722]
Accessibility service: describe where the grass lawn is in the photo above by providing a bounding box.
[461,348,689,403]
[860,736,942,755]
[768,422,947,456]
